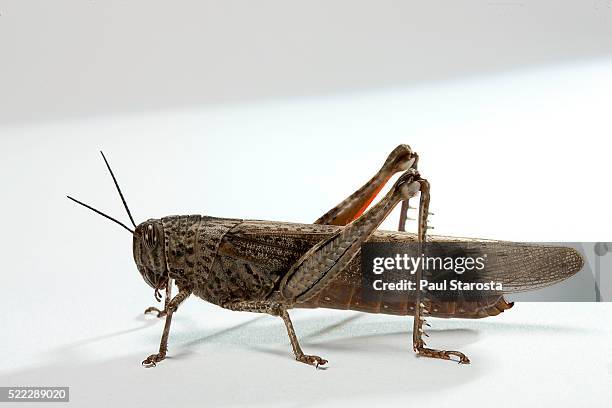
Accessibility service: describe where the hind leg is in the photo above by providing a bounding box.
[315,144,418,226]
[408,180,470,364]
[280,169,422,304]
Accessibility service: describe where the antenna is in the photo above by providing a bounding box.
[100,151,137,229]
[67,195,135,234]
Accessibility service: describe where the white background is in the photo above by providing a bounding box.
[1,1,611,407]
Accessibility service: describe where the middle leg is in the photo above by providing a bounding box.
[223,301,327,367]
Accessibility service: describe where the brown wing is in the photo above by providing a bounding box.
[365,233,585,294]
[218,221,583,318]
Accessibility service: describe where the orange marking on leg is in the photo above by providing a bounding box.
[351,174,392,221]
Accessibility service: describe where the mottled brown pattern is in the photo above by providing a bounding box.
[148,210,584,320]
[161,215,242,303]
[74,147,588,367]
[122,145,584,367]
[211,220,581,319]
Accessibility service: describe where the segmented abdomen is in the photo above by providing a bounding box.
[219,221,514,318]
[295,257,514,319]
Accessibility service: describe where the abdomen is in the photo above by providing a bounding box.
[295,256,514,319]
[216,220,513,318]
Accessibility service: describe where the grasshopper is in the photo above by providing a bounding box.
[67,145,583,367]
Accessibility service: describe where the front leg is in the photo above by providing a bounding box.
[144,277,173,318]
[224,301,327,368]
[142,287,192,367]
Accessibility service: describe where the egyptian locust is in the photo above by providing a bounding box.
[68,146,583,367]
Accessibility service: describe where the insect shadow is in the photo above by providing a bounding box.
[168,312,480,360]
[0,314,588,407]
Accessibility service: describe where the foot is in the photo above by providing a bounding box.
[144,306,167,318]
[415,346,470,364]
[296,354,328,368]
[142,352,166,367]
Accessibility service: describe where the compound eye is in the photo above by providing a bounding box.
[144,224,158,249]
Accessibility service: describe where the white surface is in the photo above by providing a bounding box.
[1,56,612,407]
[1,303,611,407]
